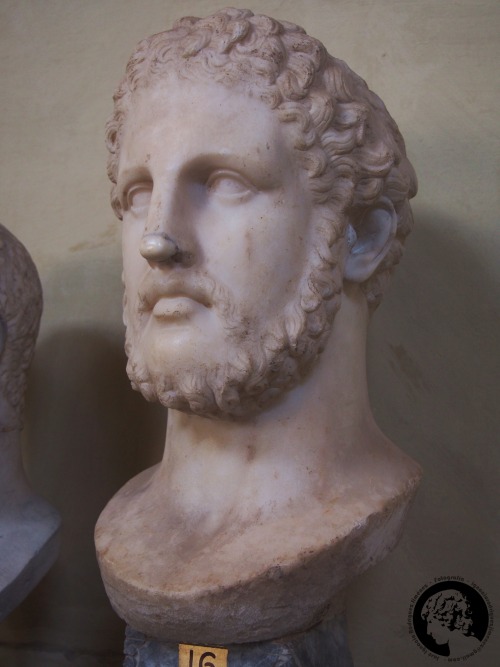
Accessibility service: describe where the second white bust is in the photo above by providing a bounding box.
[96,7,421,645]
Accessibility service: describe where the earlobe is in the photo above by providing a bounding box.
[344,197,397,283]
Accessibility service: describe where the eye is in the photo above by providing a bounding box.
[206,171,254,202]
[125,183,152,215]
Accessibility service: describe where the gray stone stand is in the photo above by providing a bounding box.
[123,616,353,667]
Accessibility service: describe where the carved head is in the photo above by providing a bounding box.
[421,590,475,643]
[105,8,417,419]
[0,225,42,432]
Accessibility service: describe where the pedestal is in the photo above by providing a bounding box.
[123,615,353,667]
[0,495,61,621]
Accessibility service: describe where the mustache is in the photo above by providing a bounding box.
[132,269,245,335]
[137,271,222,314]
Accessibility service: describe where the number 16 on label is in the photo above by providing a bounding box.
[178,643,228,667]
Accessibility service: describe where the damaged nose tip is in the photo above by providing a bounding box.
[140,233,179,261]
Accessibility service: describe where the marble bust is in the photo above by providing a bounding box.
[96,7,421,645]
[0,224,60,620]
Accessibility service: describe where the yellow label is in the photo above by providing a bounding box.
[178,643,228,667]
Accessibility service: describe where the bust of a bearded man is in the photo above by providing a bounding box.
[95,7,421,646]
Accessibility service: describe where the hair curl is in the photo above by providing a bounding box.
[106,7,417,309]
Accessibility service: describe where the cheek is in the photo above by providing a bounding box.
[204,224,301,313]
[256,202,309,287]
[122,224,149,286]
[122,265,146,335]
[122,223,143,267]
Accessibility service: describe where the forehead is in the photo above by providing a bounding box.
[118,74,299,177]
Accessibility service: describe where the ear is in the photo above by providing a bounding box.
[344,197,397,283]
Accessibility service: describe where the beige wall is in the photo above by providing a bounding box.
[0,1,498,665]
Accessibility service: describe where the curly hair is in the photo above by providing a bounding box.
[421,590,475,636]
[0,224,42,431]
[105,7,416,309]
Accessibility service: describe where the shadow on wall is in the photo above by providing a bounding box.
[368,206,498,527]
[349,207,500,665]
[0,327,165,664]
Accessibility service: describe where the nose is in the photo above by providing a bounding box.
[140,233,179,262]
[141,184,195,267]
[140,231,193,266]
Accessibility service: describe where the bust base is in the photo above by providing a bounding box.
[123,614,353,667]
[97,462,420,644]
[0,494,61,620]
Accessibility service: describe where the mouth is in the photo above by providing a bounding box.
[138,276,212,315]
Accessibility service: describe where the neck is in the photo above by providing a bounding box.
[154,285,399,534]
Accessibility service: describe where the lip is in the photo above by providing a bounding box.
[152,295,201,319]
[138,276,211,314]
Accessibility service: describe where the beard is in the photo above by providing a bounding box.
[123,215,344,420]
